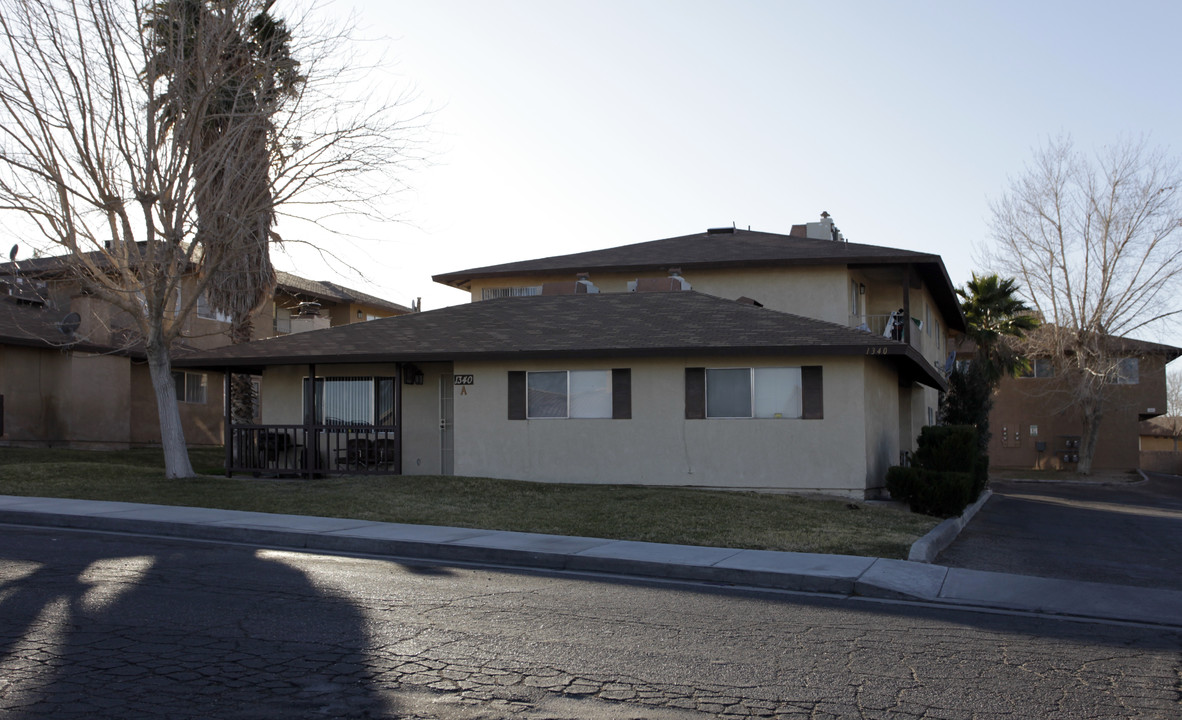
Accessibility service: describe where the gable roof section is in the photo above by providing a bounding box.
[174,291,947,389]
[0,252,411,315]
[432,228,965,332]
[274,272,412,315]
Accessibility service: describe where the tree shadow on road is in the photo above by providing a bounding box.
[0,528,394,718]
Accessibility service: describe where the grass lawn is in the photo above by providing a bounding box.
[0,447,941,559]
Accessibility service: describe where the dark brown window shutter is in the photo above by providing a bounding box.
[685,367,705,419]
[802,366,823,419]
[611,368,631,419]
[507,371,526,420]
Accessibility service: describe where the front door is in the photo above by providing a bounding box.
[440,375,454,475]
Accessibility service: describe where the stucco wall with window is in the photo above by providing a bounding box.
[129,364,223,446]
[467,266,850,323]
[260,361,451,474]
[449,354,892,496]
[989,353,1172,470]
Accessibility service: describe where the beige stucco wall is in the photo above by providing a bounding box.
[0,346,131,447]
[469,265,954,362]
[400,362,452,475]
[468,266,852,324]
[896,383,931,457]
[447,354,890,496]
[862,358,901,490]
[129,364,224,446]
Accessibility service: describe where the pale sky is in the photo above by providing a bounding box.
[274,0,1182,346]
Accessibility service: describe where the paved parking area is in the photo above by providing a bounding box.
[936,473,1182,591]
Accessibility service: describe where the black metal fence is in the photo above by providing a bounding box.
[227,424,400,477]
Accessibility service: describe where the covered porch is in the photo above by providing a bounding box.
[213,360,454,478]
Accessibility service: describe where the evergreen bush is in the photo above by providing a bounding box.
[887,424,987,517]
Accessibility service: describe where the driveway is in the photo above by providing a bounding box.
[936,472,1182,591]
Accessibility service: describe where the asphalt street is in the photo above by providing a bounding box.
[1,526,1179,719]
[937,473,1182,591]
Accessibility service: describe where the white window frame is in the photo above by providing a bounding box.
[526,370,612,419]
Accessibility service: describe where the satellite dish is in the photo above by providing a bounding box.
[943,351,957,374]
[7,244,16,262]
[58,312,81,336]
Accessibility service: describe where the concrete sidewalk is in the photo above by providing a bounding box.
[2,494,1180,629]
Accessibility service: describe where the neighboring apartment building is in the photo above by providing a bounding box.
[975,334,1180,472]
[0,253,411,449]
[175,216,967,497]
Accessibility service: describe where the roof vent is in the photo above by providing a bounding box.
[735,296,764,307]
[707,226,737,235]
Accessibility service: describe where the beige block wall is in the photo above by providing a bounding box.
[449,354,885,496]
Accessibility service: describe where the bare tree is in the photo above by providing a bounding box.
[0,0,418,477]
[987,136,1182,474]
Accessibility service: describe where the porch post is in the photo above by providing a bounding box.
[223,369,232,477]
[394,362,403,475]
[304,363,316,479]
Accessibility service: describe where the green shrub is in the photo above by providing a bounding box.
[908,469,974,518]
[885,466,918,503]
[887,424,987,517]
[913,425,979,473]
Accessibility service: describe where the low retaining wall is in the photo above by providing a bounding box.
[1140,451,1182,475]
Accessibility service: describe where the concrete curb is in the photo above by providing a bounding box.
[907,489,992,563]
[3,495,1181,628]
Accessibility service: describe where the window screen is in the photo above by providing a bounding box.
[527,371,568,418]
[706,368,752,418]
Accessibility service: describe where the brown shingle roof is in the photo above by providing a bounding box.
[173,291,946,389]
[432,227,965,332]
[434,229,939,282]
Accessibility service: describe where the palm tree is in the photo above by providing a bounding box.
[146,0,303,423]
[941,274,1038,451]
[957,273,1040,386]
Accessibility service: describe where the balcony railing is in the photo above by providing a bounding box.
[850,313,907,342]
[228,424,400,477]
